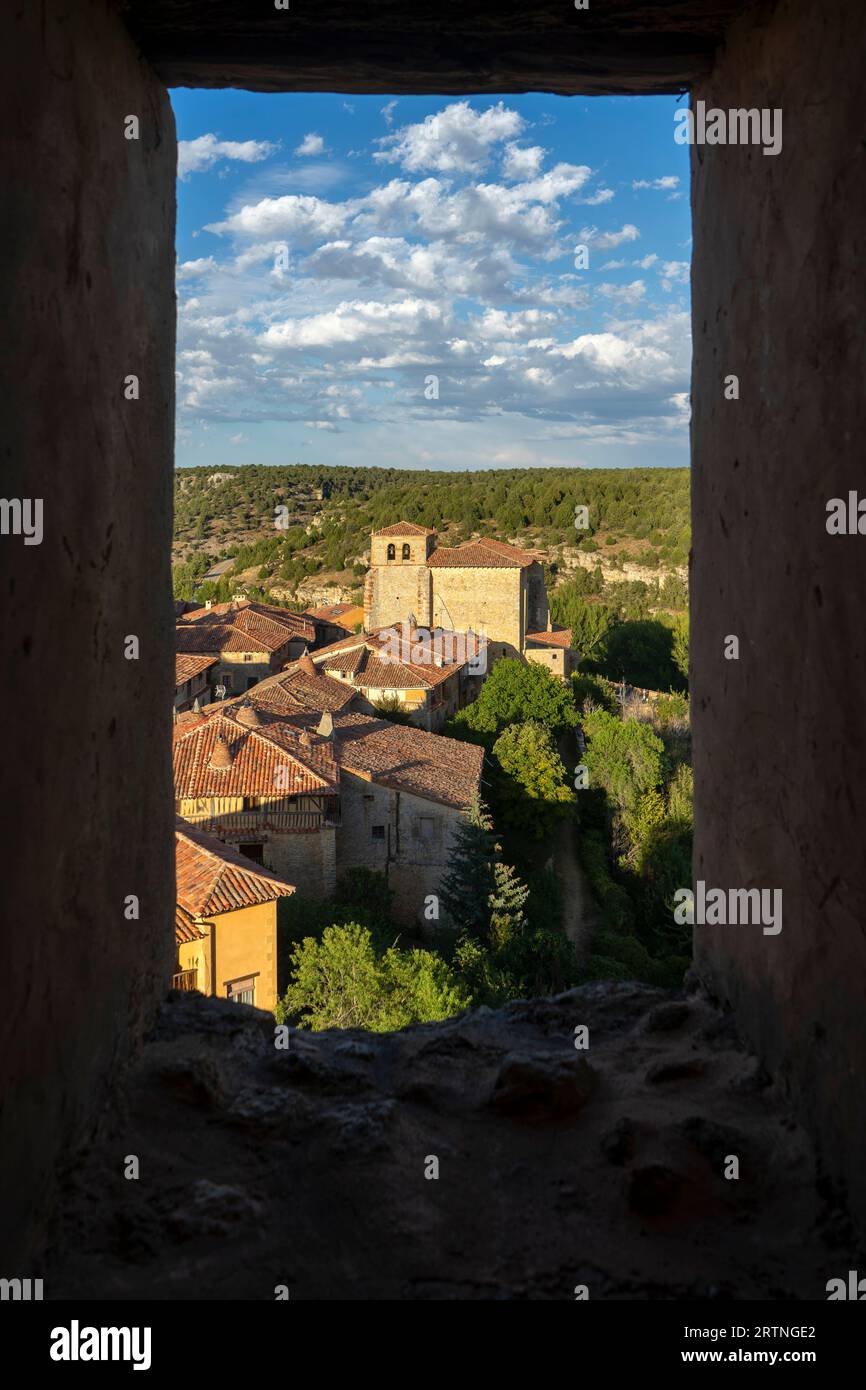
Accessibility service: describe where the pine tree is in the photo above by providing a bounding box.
[488,861,529,948]
[439,794,497,937]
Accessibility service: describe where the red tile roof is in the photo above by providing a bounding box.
[526,626,575,650]
[329,712,485,809]
[175,653,218,686]
[231,662,361,714]
[373,521,436,537]
[427,537,540,569]
[240,709,484,810]
[177,601,314,655]
[175,819,295,927]
[175,901,207,944]
[311,626,481,691]
[173,707,340,799]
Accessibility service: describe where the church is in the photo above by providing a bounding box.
[362,521,580,677]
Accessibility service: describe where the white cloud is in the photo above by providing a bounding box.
[632,176,680,191]
[295,133,325,157]
[579,223,640,250]
[208,194,348,243]
[598,280,647,306]
[659,259,690,291]
[381,100,398,127]
[374,100,523,174]
[501,143,545,181]
[178,134,276,179]
[177,257,217,280]
[260,297,443,350]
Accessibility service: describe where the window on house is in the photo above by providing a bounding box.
[418,817,434,840]
[238,842,264,864]
[386,543,396,560]
[372,825,385,840]
[226,976,256,1006]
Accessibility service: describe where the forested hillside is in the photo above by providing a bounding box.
[173,463,690,614]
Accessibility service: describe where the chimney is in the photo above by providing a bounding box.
[298,652,317,677]
[192,696,201,713]
[317,711,334,740]
[236,701,262,728]
[208,731,233,771]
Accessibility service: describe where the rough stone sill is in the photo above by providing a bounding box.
[48,983,851,1300]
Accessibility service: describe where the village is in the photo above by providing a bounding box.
[172,522,580,1010]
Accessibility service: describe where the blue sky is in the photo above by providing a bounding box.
[172,91,691,472]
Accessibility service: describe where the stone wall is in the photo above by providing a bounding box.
[367,561,430,630]
[256,827,337,900]
[337,773,463,927]
[0,0,176,1264]
[431,566,523,650]
[690,0,866,1228]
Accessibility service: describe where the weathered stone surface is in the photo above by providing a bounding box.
[46,986,852,1299]
[690,0,866,1231]
[121,0,754,96]
[0,0,175,1267]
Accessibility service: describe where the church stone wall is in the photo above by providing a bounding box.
[431,566,523,652]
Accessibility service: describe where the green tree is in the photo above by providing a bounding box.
[672,613,689,683]
[439,794,498,936]
[491,720,576,838]
[581,709,665,823]
[448,659,577,742]
[275,923,469,1031]
[487,860,529,947]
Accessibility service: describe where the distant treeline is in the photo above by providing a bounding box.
[173,464,691,579]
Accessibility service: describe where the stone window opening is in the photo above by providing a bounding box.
[9,0,866,1286]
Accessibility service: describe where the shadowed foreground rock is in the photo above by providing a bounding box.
[48,983,855,1300]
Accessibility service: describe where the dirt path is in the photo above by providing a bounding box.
[548,730,599,963]
[546,814,598,963]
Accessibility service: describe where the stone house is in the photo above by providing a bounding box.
[306,625,485,731]
[175,600,321,695]
[175,698,484,928]
[173,703,341,896]
[174,653,218,712]
[525,626,580,679]
[302,602,365,643]
[174,819,296,1012]
[363,522,578,673]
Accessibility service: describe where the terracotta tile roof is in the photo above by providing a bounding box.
[303,602,364,626]
[373,521,436,537]
[175,653,218,686]
[526,626,575,650]
[312,626,480,691]
[175,901,207,944]
[175,818,296,923]
[173,707,340,799]
[427,537,539,569]
[243,709,483,810]
[231,662,361,714]
[331,713,485,809]
[177,601,314,655]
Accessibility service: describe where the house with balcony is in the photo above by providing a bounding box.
[174,819,296,1012]
[174,653,218,712]
[173,701,341,896]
